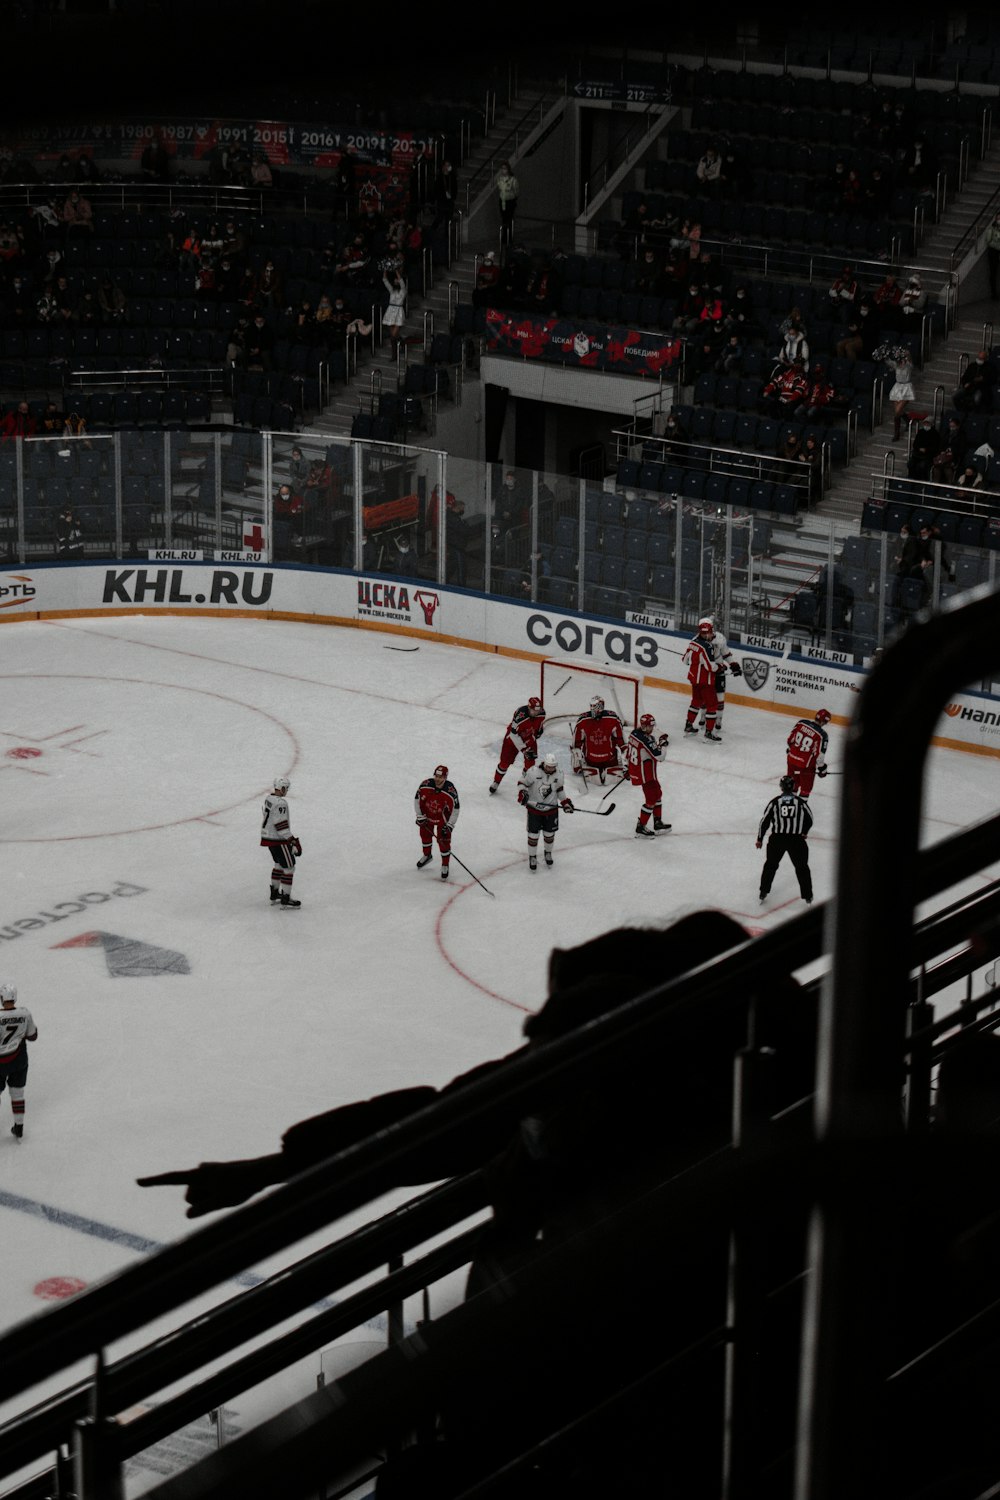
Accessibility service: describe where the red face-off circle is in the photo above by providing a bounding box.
[6,747,42,760]
[34,1276,87,1301]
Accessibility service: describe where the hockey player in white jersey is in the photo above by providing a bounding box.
[695,617,743,735]
[0,982,37,1139]
[517,752,574,870]
[260,774,302,908]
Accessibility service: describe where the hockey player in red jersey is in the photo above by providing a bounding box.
[572,695,626,784]
[683,620,722,740]
[693,618,743,735]
[489,696,546,794]
[627,713,671,838]
[415,764,460,879]
[260,774,302,908]
[786,709,831,798]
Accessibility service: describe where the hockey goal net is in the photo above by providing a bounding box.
[539,659,641,729]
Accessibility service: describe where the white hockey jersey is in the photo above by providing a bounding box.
[0,1005,37,1060]
[261,793,293,845]
[518,763,567,813]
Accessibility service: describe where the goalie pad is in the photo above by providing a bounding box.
[570,745,583,771]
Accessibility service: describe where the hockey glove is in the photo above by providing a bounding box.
[729,660,743,677]
[517,790,528,806]
[416,816,431,826]
[657,733,670,748]
[561,799,574,813]
[291,836,303,856]
[817,765,828,778]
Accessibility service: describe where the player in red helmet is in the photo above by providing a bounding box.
[415,766,460,879]
[489,696,546,794]
[786,709,832,798]
[683,620,722,741]
[627,713,671,837]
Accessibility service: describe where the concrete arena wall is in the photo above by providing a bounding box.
[3,561,998,759]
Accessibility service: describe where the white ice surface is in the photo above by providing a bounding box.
[0,614,996,1483]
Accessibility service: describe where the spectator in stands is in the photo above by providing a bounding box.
[251,259,284,311]
[429,160,457,234]
[916,521,950,601]
[872,272,902,332]
[250,153,273,189]
[724,284,760,339]
[496,161,519,246]
[695,144,722,194]
[953,352,995,413]
[63,409,89,445]
[246,312,274,371]
[634,246,663,297]
[660,409,690,456]
[894,522,921,579]
[335,235,371,285]
[930,417,967,487]
[908,418,943,480]
[672,281,706,335]
[797,433,823,502]
[953,465,985,505]
[1,400,35,440]
[841,167,864,212]
[714,331,744,376]
[74,287,100,326]
[494,469,527,543]
[828,263,859,311]
[761,362,809,418]
[473,251,501,308]
[140,135,170,181]
[718,142,752,199]
[98,275,127,322]
[446,500,474,587]
[776,320,809,373]
[856,302,880,359]
[861,165,891,220]
[778,430,803,467]
[796,364,842,424]
[902,135,938,196]
[899,274,926,321]
[40,400,64,434]
[987,210,1000,301]
[61,190,92,234]
[55,504,84,560]
[5,274,33,326]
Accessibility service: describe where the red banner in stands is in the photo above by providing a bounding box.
[484,308,681,376]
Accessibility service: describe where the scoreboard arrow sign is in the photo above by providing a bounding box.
[52,930,190,977]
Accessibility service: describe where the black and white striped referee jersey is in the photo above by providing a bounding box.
[757,792,814,842]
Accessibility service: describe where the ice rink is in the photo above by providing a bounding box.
[1,611,997,1480]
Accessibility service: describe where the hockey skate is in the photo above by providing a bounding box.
[704,730,722,742]
[270,888,280,902]
[759,891,768,903]
[529,854,538,870]
[440,867,449,880]
[11,1123,23,1139]
[653,819,671,832]
[416,853,433,868]
[280,894,301,908]
[635,822,656,838]
[544,849,553,866]
[683,723,699,735]
[488,782,499,794]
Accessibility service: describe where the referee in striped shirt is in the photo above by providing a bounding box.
[756,775,814,905]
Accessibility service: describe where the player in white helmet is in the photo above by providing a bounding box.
[517,751,574,870]
[261,774,302,908]
[0,982,38,1139]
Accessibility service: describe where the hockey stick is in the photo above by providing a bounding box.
[449,852,495,897]
[384,645,420,652]
[601,772,629,803]
[552,675,572,696]
[570,803,615,816]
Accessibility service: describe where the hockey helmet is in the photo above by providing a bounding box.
[434,764,448,779]
[698,617,715,636]
[541,752,558,771]
[273,775,290,794]
[0,983,16,1006]
[639,712,656,732]
[780,775,796,794]
[589,695,605,713]
[815,708,832,726]
[528,696,543,711]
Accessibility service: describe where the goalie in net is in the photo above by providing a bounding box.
[571,696,627,785]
